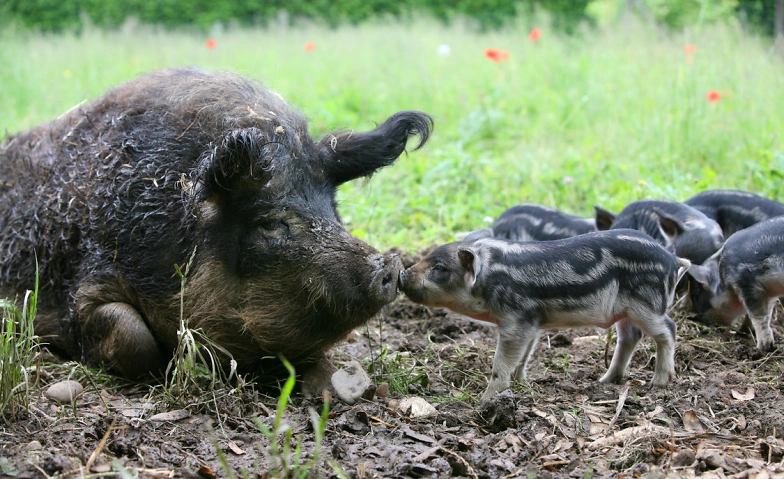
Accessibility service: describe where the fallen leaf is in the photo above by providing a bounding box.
[227,441,246,455]
[149,409,190,422]
[197,465,216,479]
[682,410,707,433]
[731,387,755,401]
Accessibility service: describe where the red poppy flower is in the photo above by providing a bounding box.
[303,42,316,52]
[484,48,510,64]
[205,39,218,50]
[707,90,721,103]
[683,44,696,54]
[529,28,542,42]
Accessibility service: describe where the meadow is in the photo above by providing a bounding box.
[1,16,783,254]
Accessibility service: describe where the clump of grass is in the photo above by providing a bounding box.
[252,357,330,479]
[165,247,240,406]
[0,271,39,421]
[367,345,430,395]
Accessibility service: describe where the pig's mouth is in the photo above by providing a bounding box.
[371,253,402,304]
[397,269,425,304]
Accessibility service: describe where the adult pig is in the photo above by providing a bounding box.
[0,67,433,393]
[684,189,784,238]
[594,199,724,265]
[685,216,784,352]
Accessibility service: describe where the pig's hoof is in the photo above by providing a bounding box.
[300,357,337,398]
[598,371,624,384]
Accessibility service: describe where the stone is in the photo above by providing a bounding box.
[331,360,372,405]
[44,380,83,403]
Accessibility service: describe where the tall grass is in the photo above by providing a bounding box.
[0,273,38,421]
[1,16,782,251]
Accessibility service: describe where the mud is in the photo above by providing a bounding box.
[2,250,784,478]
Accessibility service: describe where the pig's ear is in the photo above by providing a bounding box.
[457,247,481,287]
[653,208,686,242]
[593,205,616,231]
[320,111,434,185]
[686,264,718,292]
[193,128,272,201]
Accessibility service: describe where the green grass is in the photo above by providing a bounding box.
[0,275,38,421]
[1,16,782,252]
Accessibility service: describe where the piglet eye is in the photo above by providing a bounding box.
[431,264,446,272]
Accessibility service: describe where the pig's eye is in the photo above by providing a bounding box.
[258,220,289,232]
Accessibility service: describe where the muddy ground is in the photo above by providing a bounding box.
[2,252,784,479]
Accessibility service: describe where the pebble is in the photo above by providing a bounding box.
[398,396,438,418]
[671,449,696,468]
[25,440,42,451]
[331,360,372,405]
[44,380,83,403]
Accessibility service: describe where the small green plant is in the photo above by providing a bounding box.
[253,357,330,479]
[367,345,429,395]
[165,247,239,405]
[0,271,39,421]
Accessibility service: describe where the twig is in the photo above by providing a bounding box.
[607,385,630,430]
[86,416,118,470]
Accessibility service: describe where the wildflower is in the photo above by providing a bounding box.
[683,44,696,54]
[437,44,451,57]
[706,90,721,103]
[529,28,542,42]
[484,48,510,64]
[563,176,574,184]
[205,39,218,49]
[303,42,316,52]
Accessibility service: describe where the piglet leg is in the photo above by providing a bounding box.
[482,323,539,402]
[745,298,776,352]
[600,319,642,384]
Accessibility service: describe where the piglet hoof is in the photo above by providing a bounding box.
[480,381,510,404]
[598,371,624,384]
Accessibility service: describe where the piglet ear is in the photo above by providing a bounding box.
[320,111,433,185]
[686,264,715,290]
[652,208,686,242]
[457,247,481,287]
[593,205,616,231]
[193,128,273,201]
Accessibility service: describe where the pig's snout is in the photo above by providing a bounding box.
[372,253,402,304]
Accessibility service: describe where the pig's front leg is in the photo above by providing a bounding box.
[600,319,642,384]
[300,352,337,398]
[745,298,776,352]
[481,322,539,403]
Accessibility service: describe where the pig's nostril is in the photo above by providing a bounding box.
[382,273,394,288]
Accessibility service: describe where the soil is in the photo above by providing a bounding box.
[2,251,784,479]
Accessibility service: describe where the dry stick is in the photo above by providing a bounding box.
[438,447,479,479]
[607,384,630,430]
[86,415,118,471]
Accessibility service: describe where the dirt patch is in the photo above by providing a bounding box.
[3,260,784,478]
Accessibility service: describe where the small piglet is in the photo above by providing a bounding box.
[465,204,597,242]
[399,230,689,401]
[684,189,784,238]
[595,199,724,265]
[686,216,784,352]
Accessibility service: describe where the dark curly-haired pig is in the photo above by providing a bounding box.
[0,67,433,394]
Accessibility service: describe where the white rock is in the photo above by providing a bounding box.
[44,380,83,403]
[331,360,372,405]
[398,397,438,418]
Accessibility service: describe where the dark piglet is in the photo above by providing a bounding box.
[686,216,784,352]
[684,189,784,238]
[464,203,597,242]
[0,67,433,393]
[399,230,689,401]
[595,199,724,265]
